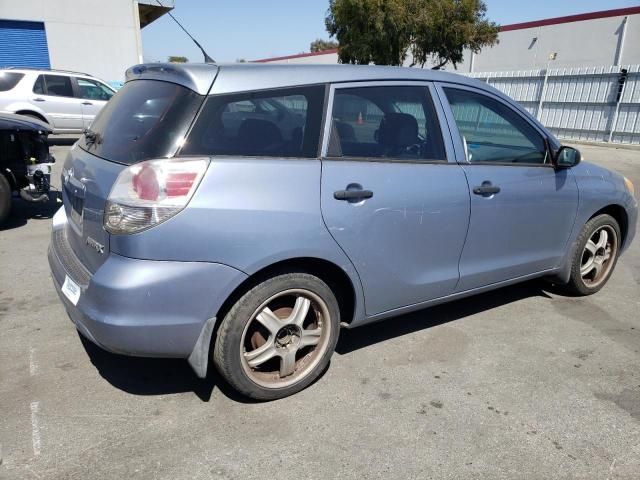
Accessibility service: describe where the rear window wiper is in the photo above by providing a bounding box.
[83,128,102,146]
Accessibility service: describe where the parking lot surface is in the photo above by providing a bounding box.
[1,143,639,479]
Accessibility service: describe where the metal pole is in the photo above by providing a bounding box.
[469,51,475,73]
[614,16,629,66]
[608,70,628,143]
[537,65,550,121]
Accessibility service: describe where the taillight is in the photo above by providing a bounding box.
[104,158,209,234]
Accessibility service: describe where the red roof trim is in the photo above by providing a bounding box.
[254,6,640,63]
[254,49,338,63]
[500,6,640,32]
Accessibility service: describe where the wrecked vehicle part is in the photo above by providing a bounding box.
[0,113,55,224]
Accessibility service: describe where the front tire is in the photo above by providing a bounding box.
[213,273,340,400]
[564,214,621,295]
[0,174,12,226]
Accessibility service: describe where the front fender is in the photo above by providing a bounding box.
[552,161,638,283]
[573,162,637,250]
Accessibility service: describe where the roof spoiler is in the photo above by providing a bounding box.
[124,63,218,95]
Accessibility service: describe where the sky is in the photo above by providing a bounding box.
[141,0,639,63]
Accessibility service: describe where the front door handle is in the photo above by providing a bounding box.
[33,98,45,102]
[473,182,501,196]
[82,101,93,105]
[334,189,374,201]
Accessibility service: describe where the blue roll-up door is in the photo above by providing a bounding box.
[0,19,51,69]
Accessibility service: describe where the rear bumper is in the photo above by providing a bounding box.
[48,207,247,361]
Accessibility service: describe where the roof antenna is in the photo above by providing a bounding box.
[155,0,215,64]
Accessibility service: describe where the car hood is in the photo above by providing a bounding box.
[0,113,52,134]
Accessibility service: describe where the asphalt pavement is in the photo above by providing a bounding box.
[0,143,639,479]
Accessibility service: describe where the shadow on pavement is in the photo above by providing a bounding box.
[78,334,255,403]
[0,193,61,231]
[336,280,552,355]
[79,280,552,402]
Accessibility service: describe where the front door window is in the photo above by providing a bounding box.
[443,88,548,165]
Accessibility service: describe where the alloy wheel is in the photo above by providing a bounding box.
[240,289,332,389]
[580,225,618,288]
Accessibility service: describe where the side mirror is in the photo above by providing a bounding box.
[555,146,581,168]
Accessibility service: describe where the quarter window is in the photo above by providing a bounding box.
[181,86,325,158]
[444,88,548,165]
[0,72,24,91]
[327,86,445,161]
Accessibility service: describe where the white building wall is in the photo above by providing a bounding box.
[0,0,141,81]
[457,14,637,72]
[262,12,640,74]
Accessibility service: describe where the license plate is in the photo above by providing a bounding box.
[61,275,81,306]
[70,195,83,226]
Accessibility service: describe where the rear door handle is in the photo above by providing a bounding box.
[334,189,374,201]
[33,98,45,102]
[473,182,501,196]
[82,101,93,105]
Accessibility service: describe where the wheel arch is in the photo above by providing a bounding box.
[215,257,358,330]
[589,204,628,247]
[188,256,361,380]
[14,109,50,125]
[545,202,630,286]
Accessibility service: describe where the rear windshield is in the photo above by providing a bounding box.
[180,85,325,158]
[0,72,24,91]
[79,80,203,164]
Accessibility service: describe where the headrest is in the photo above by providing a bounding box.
[238,119,282,151]
[378,113,419,149]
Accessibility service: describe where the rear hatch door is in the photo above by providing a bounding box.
[61,76,209,273]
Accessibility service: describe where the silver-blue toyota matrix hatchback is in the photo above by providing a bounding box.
[49,63,638,400]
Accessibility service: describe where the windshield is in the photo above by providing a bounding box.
[79,80,203,165]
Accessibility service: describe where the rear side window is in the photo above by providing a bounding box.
[43,75,73,97]
[78,80,203,164]
[181,86,325,158]
[327,86,445,161]
[0,72,24,91]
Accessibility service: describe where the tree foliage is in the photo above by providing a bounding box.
[325,0,413,65]
[310,39,339,52]
[168,56,188,63]
[410,0,499,68]
[325,0,499,69]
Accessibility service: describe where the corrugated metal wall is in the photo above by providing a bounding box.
[0,19,51,69]
[467,65,640,145]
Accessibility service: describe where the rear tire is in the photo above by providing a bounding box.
[0,174,12,226]
[213,273,340,400]
[564,214,621,296]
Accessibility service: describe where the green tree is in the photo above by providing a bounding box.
[325,0,499,69]
[310,38,339,52]
[325,0,413,66]
[410,0,499,69]
[168,56,188,63]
